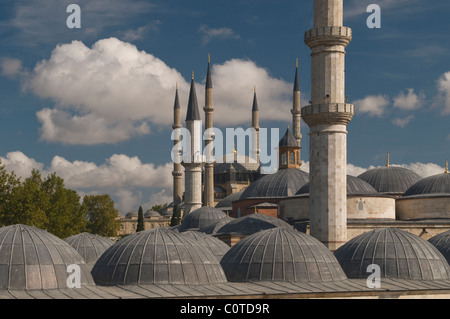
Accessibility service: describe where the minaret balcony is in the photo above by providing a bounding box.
[301,103,354,127]
[305,26,352,48]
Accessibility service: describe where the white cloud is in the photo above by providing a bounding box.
[197,25,240,46]
[344,0,422,19]
[1,151,44,179]
[392,115,414,128]
[24,38,295,144]
[353,95,390,117]
[437,71,450,115]
[398,162,445,178]
[118,21,161,42]
[0,58,24,77]
[393,88,424,111]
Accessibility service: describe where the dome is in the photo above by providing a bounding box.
[403,172,450,197]
[144,210,161,218]
[215,191,244,209]
[216,213,292,235]
[429,230,450,265]
[0,224,95,290]
[214,154,260,173]
[198,217,234,235]
[180,206,227,231]
[91,228,227,286]
[334,228,450,280]
[240,168,309,199]
[181,231,230,261]
[64,232,114,266]
[125,211,138,218]
[296,175,378,196]
[357,166,422,195]
[220,228,347,283]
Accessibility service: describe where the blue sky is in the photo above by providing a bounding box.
[0,0,450,213]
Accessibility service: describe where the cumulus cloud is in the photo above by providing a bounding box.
[24,38,295,144]
[0,151,175,213]
[0,58,25,78]
[353,95,390,117]
[393,89,424,111]
[392,115,414,128]
[197,25,240,46]
[436,72,450,115]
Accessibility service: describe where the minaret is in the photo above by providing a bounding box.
[172,83,183,204]
[291,59,302,150]
[182,71,204,215]
[301,0,354,251]
[251,86,260,164]
[203,55,214,207]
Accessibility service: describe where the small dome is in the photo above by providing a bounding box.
[215,191,244,209]
[240,168,309,199]
[91,228,227,286]
[144,210,161,218]
[125,211,138,218]
[429,230,450,265]
[403,172,450,197]
[216,213,292,235]
[334,228,450,280]
[181,231,230,261]
[180,206,227,231]
[0,224,95,290]
[357,166,422,195]
[220,228,347,283]
[64,232,114,266]
[198,217,234,235]
[296,175,378,196]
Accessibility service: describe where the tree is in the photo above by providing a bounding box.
[136,205,145,232]
[0,160,20,226]
[83,194,120,237]
[170,204,181,226]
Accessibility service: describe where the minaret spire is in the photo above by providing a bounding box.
[302,0,354,251]
[291,59,302,166]
[251,86,260,164]
[386,153,390,167]
[445,160,449,174]
[172,84,183,205]
[204,55,214,207]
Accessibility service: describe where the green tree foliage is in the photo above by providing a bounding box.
[170,204,181,226]
[136,205,144,232]
[83,194,120,237]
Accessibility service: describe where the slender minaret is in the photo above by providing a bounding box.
[203,55,214,207]
[301,0,354,251]
[291,59,302,150]
[251,86,260,164]
[182,71,204,215]
[172,84,183,204]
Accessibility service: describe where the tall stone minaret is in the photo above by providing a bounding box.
[172,84,183,204]
[291,59,302,165]
[301,0,354,251]
[203,55,214,207]
[251,87,260,164]
[182,71,204,215]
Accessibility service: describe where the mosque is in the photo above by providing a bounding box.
[1,0,450,300]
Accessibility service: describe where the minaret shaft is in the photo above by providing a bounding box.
[172,87,182,204]
[204,57,214,207]
[302,0,353,251]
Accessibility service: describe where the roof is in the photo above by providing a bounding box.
[185,76,200,121]
[198,217,234,235]
[247,202,278,209]
[0,224,95,290]
[357,166,422,194]
[220,228,347,283]
[144,210,161,218]
[181,231,230,261]
[429,230,450,265]
[91,228,227,286]
[278,127,298,148]
[216,213,293,235]
[403,172,450,197]
[125,211,138,218]
[215,191,244,208]
[252,90,258,111]
[64,232,114,266]
[179,206,228,231]
[334,228,450,280]
[240,168,309,199]
[296,175,378,196]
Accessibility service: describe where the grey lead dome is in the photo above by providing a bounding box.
[91,228,227,286]
[220,228,347,283]
[334,228,450,280]
[0,224,95,290]
[64,232,114,267]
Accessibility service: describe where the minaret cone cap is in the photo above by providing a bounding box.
[252,88,259,112]
[206,55,213,89]
[186,76,201,121]
[294,60,300,92]
[173,85,180,110]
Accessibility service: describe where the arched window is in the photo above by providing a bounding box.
[289,151,295,165]
[281,152,287,165]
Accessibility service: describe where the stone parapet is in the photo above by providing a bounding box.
[305,26,352,48]
[301,103,354,127]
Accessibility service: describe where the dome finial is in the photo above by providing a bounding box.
[192,70,194,80]
[386,153,390,167]
[296,58,298,69]
[208,53,210,64]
